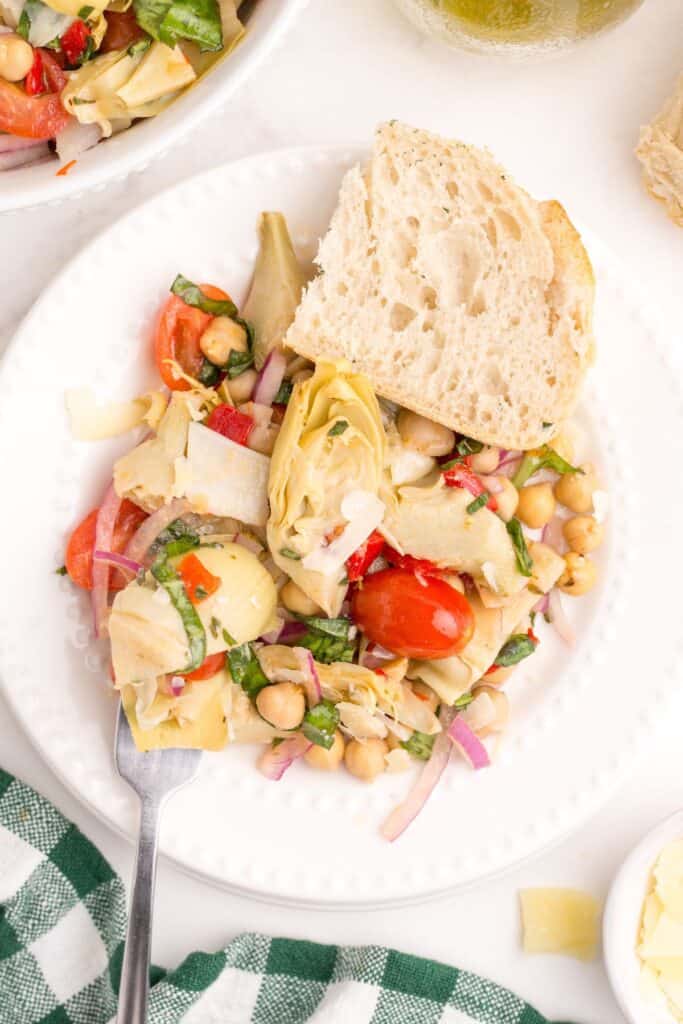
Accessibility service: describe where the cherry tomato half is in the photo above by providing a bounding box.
[65,499,148,590]
[0,50,69,139]
[153,284,230,391]
[180,651,226,682]
[351,568,475,660]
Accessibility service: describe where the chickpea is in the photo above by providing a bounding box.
[304,730,345,771]
[255,682,305,731]
[483,665,514,688]
[0,35,34,83]
[227,367,257,404]
[280,579,321,617]
[554,464,597,514]
[470,446,500,474]
[563,515,604,555]
[411,680,439,711]
[344,738,388,782]
[558,552,598,596]
[471,685,509,737]
[199,316,248,367]
[516,482,556,530]
[397,409,455,457]
[492,476,518,523]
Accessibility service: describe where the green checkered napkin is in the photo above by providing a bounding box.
[0,768,566,1024]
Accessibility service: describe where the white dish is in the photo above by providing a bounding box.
[0,0,307,213]
[604,811,683,1024]
[0,144,682,907]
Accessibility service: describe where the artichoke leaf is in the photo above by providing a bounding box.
[267,360,386,616]
[122,674,228,751]
[116,41,195,108]
[383,478,525,598]
[242,212,311,369]
[114,391,192,510]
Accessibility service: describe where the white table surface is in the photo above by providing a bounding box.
[2,1,683,1021]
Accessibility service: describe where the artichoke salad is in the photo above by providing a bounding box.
[0,0,244,171]
[62,212,608,840]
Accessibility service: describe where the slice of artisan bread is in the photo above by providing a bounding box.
[285,122,595,451]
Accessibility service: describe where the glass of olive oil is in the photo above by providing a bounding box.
[393,0,645,56]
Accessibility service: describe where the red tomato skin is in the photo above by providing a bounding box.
[65,500,148,591]
[60,20,91,65]
[100,10,145,53]
[181,652,226,682]
[205,404,253,445]
[351,568,475,660]
[153,284,230,391]
[442,463,498,511]
[346,530,385,582]
[0,50,69,139]
[24,51,45,97]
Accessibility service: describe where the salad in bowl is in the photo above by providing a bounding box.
[61,153,607,840]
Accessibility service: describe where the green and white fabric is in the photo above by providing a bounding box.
[0,768,566,1024]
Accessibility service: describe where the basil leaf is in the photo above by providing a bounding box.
[159,0,221,51]
[293,615,351,639]
[209,616,221,638]
[302,699,339,749]
[44,35,62,50]
[127,36,152,56]
[151,555,206,673]
[273,379,293,405]
[297,632,356,665]
[151,518,199,555]
[222,627,236,647]
[170,274,236,317]
[494,633,537,667]
[227,643,269,699]
[442,436,484,468]
[55,565,67,576]
[512,444,582,489]
[466,492,489,515]
[328,420,349,437]
[454,693,474,709]
[78,4,93,16]
[506,518,533,577]
[226,348,254,379]
[279,548,301,560]
[401,730,435,761]
[198,358,221,386]
[17,8,30,38]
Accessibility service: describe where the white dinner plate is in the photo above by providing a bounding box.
[0,0,307,213]
[1,145,682,907]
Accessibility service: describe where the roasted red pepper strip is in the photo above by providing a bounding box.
[384,545,445,578]
[24,50,45,97]
[442,462,498,511]
[60,19,91,65]
[181,651,226,681]
[177,553,221,605]
[205,404,253,446]
[346,529,385,582]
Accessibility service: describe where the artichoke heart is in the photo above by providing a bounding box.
[383,478,525,598]
[113,391,193,511]
[121,675,228,752]
[268,360,386,616]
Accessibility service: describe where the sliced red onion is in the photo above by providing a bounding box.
[0,134,47,154]
[124,498,191,565]
[360,641,396,670]
[542,517,565,553]
[448,715,491,770]
[293,647,321,707]
[56,120,101,164]
[234,532,262,555]
[252,349,287,407]
[92,485,122,638]
[169,675,185,697]
[277,621,308,644]
[0,144,51,172]
[547,588,576,647]
[497,451,522,477]
[533,593,550,616]
[93,550,143,575]
[258,733,312,781]
[259,620,284,644]
[478,474,505,496]
[381,707,455,842]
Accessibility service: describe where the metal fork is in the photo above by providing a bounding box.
[115,704,202,1024]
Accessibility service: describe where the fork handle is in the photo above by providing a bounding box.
[117,795,161,1024]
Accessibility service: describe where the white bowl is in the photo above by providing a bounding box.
[0,0,307,213]
[604,810,683,1024]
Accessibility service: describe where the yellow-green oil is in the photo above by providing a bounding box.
[429,0,643,44]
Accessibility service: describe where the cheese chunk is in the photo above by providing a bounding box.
[519,888,600,961]
[638,837,683,1019]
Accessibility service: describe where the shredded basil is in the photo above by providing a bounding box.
[78,3,93,16]
[222,627,236,647]
[466,492,489,515]
[328,420,349,437]
[494,633,537,667]
[16,8,30,38]
[171,274,237,317]
[44,36,62,50]
[127,36,152,56]
[55,565,67,576]
[293,615,351,639]
[542,421,553,429]
[441,436,484,468]
[194,585,209,600]
[302,700,339,750]
[197,358,221,386]
[227,643,269,699]
[279,548,301,560]
[150,519,199,557]
[512,444,582,489]
[454,693,474,709]
[400,730,435,760]
[209,616,221,638]
[506,518,533,578]
[225,348,253,379]
[151,552,206,673]
[71,97,95,105]
[134,0,222,51]
[293,616,356,664]
[273,379,293,405]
